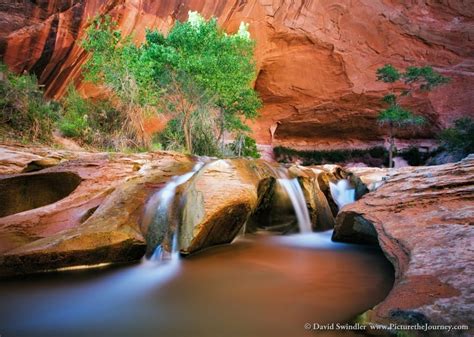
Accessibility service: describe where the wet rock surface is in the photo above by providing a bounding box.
[178,159,274,254]
[0,144,194,276]
[0,145,348,274]
[333,155,474,335]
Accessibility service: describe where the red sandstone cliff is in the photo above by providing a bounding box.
[1,0,473,150]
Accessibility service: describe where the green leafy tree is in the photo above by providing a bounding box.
[142,12,261,154]
[376,64,449,167]
[81,12,261,155]
[81,16,160,149]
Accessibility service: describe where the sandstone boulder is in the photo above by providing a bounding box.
[0,145,194,276]
[178,159,275,254]
[333,156,474,335]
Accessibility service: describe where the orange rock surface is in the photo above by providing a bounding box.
[334,155,474,331]
[0,144,194,276]
[1,1,473,149]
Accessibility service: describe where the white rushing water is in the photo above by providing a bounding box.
[277,178,312,233]
[142,161,205,262]
[260,162,313,234]
[329,179,356,210]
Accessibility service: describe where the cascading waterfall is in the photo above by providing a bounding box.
[277,178,313,233]
[329,179,356,210]
[142,162,204,262]
[260,162,313,233]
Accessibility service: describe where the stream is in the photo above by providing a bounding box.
[0,231,394,337]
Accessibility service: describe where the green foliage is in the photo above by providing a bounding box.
[143,12,261,152]
[375,64,449,167]
[81,12,261,155]
[157,119,185,152]
[59,87,90,138]
[144,16,260,121]
[59,87,127,149]
[82,16,157,106]
[439,117,474,156]
[403,66,450,91]
[382,93,397,105]
[0,63,59,142]
[81,16,158,149]
[274,146,388,167]
[375,64,438,128]
[230,134,260,158]
[378,105,425,126]
[376,64,401,83]
[158,107,222,157]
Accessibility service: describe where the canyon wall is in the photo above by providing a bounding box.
[1,0,473,150]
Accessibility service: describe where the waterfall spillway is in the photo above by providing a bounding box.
[142,162,204,262]
[329,179,355,210]
[277,178,312,233]
[260,162,313,234]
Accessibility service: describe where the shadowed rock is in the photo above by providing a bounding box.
[0,172,82,218]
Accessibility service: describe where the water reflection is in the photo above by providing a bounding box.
[0,233,393,337]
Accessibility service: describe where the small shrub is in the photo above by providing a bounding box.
[439,117,474,157]
[157,118,187,153]
[273,146,389,167]
[230,134,260,158]
[59,87,90,138]
[157,108,222,157]
[59,87,126,149]
[0,63,59,142]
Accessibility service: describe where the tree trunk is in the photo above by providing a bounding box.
[183,112,192,154]
[388,123,394,168]
[219,107,225,153]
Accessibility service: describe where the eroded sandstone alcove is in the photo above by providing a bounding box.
[0,172,82,218]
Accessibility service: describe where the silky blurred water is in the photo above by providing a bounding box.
[278,178,313,233]
[0,231,394,337]
[330,179,356,210]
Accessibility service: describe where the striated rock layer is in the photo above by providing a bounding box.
[0,144,342,275]
[0,144,195,276]
[333,155,474,335]
[1,1,473,150]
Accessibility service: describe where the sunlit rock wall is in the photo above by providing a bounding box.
[1,0,473,149]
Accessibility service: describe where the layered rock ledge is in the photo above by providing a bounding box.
[0,145,344,276]
[0,144,195,276]
[334,155,474,335]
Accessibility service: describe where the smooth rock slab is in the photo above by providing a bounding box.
[179,159,273,254]
[0,145,194,276]
[333,155,474,335]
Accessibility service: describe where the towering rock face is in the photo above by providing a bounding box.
[1,0,473,149]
